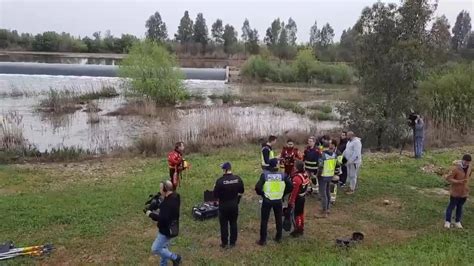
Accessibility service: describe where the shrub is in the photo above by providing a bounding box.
[119,40,187,105]
[293,49,316,82]
[309,111,335,121]
[241,55,272,81]
[275,101,305,115]
[310,62,353,84]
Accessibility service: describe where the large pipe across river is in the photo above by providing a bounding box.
[0,62,228,81]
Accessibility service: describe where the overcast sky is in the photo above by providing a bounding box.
[0,0,472,43]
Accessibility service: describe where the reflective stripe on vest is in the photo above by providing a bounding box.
[261,148,275,167]
[322,155,337,177]
[263,173,285,200]
[304,160,318,170]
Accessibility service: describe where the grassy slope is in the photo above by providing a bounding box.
[1,145,473,265]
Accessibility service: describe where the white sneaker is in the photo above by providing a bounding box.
[454,222,463,229]
[444,221,451,229]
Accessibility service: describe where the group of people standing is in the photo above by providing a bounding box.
[256,131,363,242]
[144,129,471,266]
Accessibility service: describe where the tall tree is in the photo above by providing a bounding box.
[452,10,472,51]
[339,27,358,61]
[340,0,436,149]
[309,20,320,48]
[264,18,281,50]
[193,13,209,46]
[241,19,251,42]
[286,17,298,45]
[319,23,335,47]
[467,31,474,49]
[175,11,194,44]
[242,19,260,54]
[222,24,238,53]
[211,19,224,44]
[429,15,451,60]
[145,11,168,42]
[278,22,289,58]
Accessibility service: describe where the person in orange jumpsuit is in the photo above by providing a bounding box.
[168,142,186,190]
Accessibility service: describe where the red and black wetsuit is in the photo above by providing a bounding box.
[168,149,183,189]
[289,171,310,234]
[280,147,301,176]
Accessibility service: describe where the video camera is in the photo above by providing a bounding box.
[143,192,163,213]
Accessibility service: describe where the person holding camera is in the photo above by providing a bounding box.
[145,180,181,266]
[213,162,245,249]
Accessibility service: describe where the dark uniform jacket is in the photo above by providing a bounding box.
[214,173,245,209]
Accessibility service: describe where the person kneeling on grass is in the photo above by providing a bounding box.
[444,154,472,229]
[146,180,182,266]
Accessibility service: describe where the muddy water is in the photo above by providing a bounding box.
[0,74,337,152]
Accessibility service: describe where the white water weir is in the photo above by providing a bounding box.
[0,62,229,81]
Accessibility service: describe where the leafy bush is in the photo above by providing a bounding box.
[241,55,273,82]
[119,40,187,105]
[293,49,316,82]
[310,62,353,84]
[241,49,354,84]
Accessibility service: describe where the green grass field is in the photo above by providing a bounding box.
[1,145,473,265]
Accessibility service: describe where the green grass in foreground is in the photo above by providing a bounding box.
[0,145,473,265]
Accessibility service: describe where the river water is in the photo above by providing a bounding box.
[0,74,338,152]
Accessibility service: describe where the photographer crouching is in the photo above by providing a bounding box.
[144,180,181,265]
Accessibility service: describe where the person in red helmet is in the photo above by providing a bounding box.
[288,160,310,237]
[168,142,188,190]
[279,139,302,177]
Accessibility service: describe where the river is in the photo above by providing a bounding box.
[0,73,339,153]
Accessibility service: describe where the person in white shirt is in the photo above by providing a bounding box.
[342,131,362,194]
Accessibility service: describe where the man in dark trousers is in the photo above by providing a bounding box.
[261,135,277,170]
[336,131,348,187]
[213,162,245,248]
[146,180,181,266]
[255,158,292,245]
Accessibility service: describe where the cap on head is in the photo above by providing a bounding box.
[269,158,279,168]
[462,154,472,162]
[221,162,232,170]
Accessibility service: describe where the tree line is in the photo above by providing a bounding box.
[0,9,472,62]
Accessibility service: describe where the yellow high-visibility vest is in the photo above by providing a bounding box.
[322,153,337,177]
[261,147,275,167]
[263,172,285,200]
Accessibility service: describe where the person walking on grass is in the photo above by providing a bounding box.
[146,180,181,266]
[343,131,362,195]
[213,162,245,249]
[255,158,292,245]
[444,154,472,229]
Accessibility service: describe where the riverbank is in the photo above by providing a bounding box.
[1,145,473,264]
